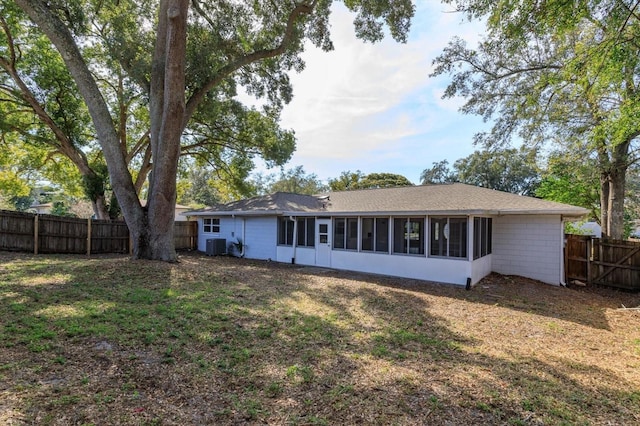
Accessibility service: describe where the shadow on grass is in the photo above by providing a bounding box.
[0,251,638,425]
[290,261,640,331]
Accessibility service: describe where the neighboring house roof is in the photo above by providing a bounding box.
[185,183,589,217]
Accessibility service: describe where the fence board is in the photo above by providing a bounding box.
[0,210,197,255]
[592,238,640,291]
[565,234,640,291]
[0,210,35,252]
[174,221,198,250]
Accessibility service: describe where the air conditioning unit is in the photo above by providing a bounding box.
[206,238,226,256]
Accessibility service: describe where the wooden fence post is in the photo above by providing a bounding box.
[587,238,592,285]
[33,214,39,255]
[87,218,92,258]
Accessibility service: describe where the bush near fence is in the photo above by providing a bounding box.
[0,210,197,255]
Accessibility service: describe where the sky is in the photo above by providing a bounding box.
[252,1,490,185]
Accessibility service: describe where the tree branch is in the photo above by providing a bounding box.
[183,2,314,127]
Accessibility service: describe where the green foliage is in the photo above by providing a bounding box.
[356,172,414,189]
[535,152,600,219]
[420,160,458,185]
[328,171,413,191]
[327,170,365,191]
[49,200,76,217]
[421,147,540,195]
[259,166,327,195]
[434,0,640,237]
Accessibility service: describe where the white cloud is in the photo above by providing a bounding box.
[245,2,489,182]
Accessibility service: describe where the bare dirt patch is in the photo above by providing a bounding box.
[1,251,639,425]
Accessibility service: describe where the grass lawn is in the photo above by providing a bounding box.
[1,251,639,425]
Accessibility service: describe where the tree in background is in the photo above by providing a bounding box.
[327,170,366,191]
[10,0,415,260]
[435,0,640,238]
[419,160,457,185]
[356,173,413,189]
[328,171,413,191]
[536,152,601,221]
[420,147,540,196]
[453,147,540,196]
[254,166,327,195]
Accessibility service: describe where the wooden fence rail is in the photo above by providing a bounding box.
[0,210,197,255]
[565,234,640,291]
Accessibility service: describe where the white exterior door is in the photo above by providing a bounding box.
[316,218,331,267]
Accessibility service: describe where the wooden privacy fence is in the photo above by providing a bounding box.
[0,210,197,255]
[565,234,640,291]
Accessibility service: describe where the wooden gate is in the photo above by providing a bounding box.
[565,234,640,291]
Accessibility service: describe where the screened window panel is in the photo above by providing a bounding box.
[375,218,389,252]
[334,218,345,249]
[393,218,407,253]
[362,218,374,251]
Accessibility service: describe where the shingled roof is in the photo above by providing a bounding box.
[185,183,588,217]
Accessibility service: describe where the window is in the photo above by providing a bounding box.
[333,218,358,250]
[473,217,493,259]
[298,218,315,247]
[278,217,315,247]
[392,218,425,255]
[362,218,389,253]
[430,217,467,258]
[203,218,220,233]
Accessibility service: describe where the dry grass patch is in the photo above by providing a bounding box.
[0,251,639,425]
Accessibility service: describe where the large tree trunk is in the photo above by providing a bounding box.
[600,142,629,240]
[141,0,189,261]
[600,171,611,237]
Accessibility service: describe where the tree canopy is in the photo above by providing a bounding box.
[420,147,540,196]
[435,0,640,238]
[328,171,413,191]
[7,0,415,260]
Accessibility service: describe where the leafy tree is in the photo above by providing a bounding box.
[435,0,640,238]
[356,172,413,189]
[328,170,365,191]
[263,166,327,195]
[328,171,412,190]
[420,147,540,195]
[11,0,414,260]
[419,160,457,184]
[536,152,601,221]
[178,166,220,207]
[453,147,540,196]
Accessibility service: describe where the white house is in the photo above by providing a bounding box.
[185,183,588,286]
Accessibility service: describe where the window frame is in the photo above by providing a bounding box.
[278,217,315,247]
[361,217,390,253]
[473,217,493,260]
[333,217,358,251]
[429,217,468,259]
[392,217,425,256]
[203,218,220,233]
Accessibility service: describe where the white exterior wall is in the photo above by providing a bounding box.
[197,217,234,252]
[276,246,316,265]
[492,215,563,285]
[197,216,277,260]
[243,217,277,260]
[330,251,472,285]
[471,255,492,285]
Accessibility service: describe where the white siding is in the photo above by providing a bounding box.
[492,215,563,285]
[243,217,277,260]
[196,216,277,259]
[330,251,472,285]
[471,255,492,285]
[276,246,316,265]
[197,217,235,253]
